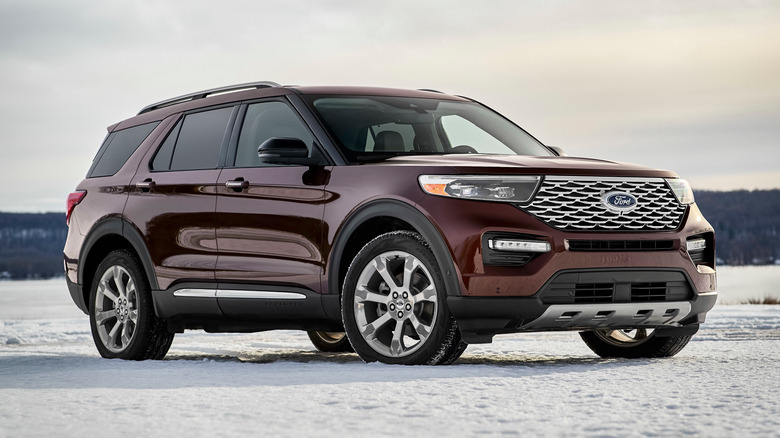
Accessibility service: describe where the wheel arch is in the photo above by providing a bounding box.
[327,200,462,310]
[78,217,158,310]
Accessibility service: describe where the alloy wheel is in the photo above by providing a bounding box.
[94,265,139,353]
[353,250,438,358]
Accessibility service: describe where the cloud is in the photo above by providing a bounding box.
[0,0,779,211]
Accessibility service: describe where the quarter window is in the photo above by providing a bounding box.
[88,121,159,178]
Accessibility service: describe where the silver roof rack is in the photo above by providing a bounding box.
[137,81,282,115]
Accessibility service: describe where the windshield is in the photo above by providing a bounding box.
[303,95,552,162]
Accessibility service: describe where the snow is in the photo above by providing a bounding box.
[2,279,780,437]
[716,265,780,304]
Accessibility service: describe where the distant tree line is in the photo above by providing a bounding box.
[0,190,777,279]
[0,213,67,279]
[695,190,780,265]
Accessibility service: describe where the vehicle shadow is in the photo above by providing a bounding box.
[165,349,623,368]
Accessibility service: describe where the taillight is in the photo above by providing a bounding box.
[66,191,86,225]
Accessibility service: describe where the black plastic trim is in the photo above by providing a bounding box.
[481,231,548,266]
[153,282,222,319]
[66,274,88,315]
[78,217,160,294]
[568,240,675,251]
[216,283,326,320]
[538,269,693,304]
[447,268,717,344]
[224,103,247,167]
[447,296,546,344]
[120,221,160,290]
[153,281,328,323]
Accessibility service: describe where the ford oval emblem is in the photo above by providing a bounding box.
[601,191,638,213]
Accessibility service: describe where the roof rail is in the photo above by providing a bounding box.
[138,81,282,115]
[418,88,444,93]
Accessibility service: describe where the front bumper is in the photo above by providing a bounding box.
[448,275,717,344]
[416,192,718,343]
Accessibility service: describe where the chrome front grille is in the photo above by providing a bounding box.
[522,177,686,231]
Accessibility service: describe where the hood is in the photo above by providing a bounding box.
[369,154,678,178]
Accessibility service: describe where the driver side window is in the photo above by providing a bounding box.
[234,101,315,167]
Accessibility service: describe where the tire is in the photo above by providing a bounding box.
[431,324,468,365]
[307,331,354,353]
[579,328,692,358]
[89,250,174,360]
[341,231,467,365]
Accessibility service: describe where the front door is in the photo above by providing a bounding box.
[215,100,329,301]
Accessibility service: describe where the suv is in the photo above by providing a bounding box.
[64,81,717,365]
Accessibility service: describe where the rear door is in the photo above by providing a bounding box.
[215,99,329,314]
[126,105,237,291]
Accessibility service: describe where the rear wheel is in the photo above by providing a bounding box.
[341,231,467,365]
[307,331,353,352]
[580,328,692,358]
[89,250,174,360]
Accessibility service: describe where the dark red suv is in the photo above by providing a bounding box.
[64,82,717,365]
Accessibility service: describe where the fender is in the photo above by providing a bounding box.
[78,217,159,290]
[327,199,463,306]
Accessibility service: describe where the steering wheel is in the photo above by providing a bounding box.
[450,145,478,154]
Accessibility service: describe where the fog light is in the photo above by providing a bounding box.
[488,239,551,253]
[686,238,706,252]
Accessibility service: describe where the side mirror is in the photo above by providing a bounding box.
[547,145,567,157]
[257,137,323,166]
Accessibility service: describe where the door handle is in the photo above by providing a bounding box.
[136,178,156,192]
[225,178,249,192]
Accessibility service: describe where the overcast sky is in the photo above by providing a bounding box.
[1,0,778,212]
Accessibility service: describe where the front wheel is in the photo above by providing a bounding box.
[341,231,467,365]
[307,331,354,352]
[89,250,174,360]
[580,328,692,358]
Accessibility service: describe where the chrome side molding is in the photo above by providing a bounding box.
[173,289,306,300]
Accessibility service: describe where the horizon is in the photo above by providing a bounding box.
[0,187,776,214]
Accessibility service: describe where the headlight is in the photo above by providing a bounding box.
[418,175,540,203]
[665,178,694,205]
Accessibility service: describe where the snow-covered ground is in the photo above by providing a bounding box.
[716,265,780,304]
[1,277,779,437]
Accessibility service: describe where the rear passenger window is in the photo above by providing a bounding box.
[152,107,234,171]
[87,121,159,178]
